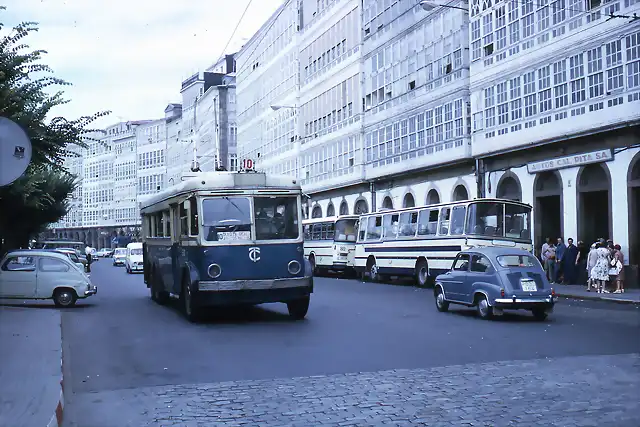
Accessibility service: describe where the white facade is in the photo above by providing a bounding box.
[111,122,141,226]
[164,104,184,186]
[136,119,166,201]
[236,0,300,176]
[49,142,86,230]
[82,130,114,228]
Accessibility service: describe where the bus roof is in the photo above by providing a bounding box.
[140,171,301,210]
[359,198,532,217]
[302,215,359,225]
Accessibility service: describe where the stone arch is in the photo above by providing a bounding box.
[326,202,335,217]
[311,204,322,219]
[354,197,369,214]
[628,152,640,270]
[339,200,349,215]
[496,171,523,201]
[452,182,470,201]
[402,192,416,208]
[426,188,440,205]
[533,170,564,251]
[576,162,612,247]
[382,195,394,209]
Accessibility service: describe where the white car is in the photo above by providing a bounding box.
[125,242,144,273]
[112,248,127,266]
[0,250,97,307]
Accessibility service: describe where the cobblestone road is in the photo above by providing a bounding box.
[70,353,640,427]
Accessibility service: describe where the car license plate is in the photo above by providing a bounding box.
[521,279,537,292]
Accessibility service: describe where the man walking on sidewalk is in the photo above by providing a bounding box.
[85,245,92,273]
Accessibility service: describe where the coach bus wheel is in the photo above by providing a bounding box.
[182,279,200,322]
[367,258,380,282]
[287,296,310,320]
[309,254,318,275]
[415,259,429,287]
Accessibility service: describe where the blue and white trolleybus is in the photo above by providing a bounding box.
[140,170,313,321]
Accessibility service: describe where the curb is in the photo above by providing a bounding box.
[46,320,64,427]
[556,292,640,305]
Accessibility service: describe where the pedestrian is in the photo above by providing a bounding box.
[586,242,598,291]
[555,237,566,283]
[590,240,611,293]
[612,244,625,293]
[562,238,578,285]
[541,237,556,283]
[606,240,617,292]
[85,245,92,273]
[575,240,589,285]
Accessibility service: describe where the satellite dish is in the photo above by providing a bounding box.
[0,117,32,187]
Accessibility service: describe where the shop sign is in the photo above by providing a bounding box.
[527,149,614,174]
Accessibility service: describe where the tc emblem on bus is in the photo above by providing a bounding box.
[248,247,261,263]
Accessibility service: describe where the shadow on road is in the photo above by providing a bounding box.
[161,298,300,325]
[443,306,554,322]
[0,301,97,310]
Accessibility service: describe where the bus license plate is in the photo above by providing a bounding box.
[217,231,251,241]
[521,279,537,292]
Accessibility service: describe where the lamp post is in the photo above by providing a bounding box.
[419,0,469,11]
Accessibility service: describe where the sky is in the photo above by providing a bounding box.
[1,0,284,127]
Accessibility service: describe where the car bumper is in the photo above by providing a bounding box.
[195,276,313,306]
[130,265,144,271]
[113,259,125,265]
[493,296,557,310]
[84,287,97,296]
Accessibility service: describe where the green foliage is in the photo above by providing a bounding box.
[0,6,111,250]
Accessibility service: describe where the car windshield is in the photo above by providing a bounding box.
[202,197,252,242]
[504,203,531,240]
[334,218,357,242]
[130,248,142,255]
[496,254,540,268]
[254,196,299,240]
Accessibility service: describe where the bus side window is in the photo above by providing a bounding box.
[312,224,322,240]
[358,219,366,241]
[450,205,466,235]
[366,216,382,240]
[439,208,451,236]
[383,214,398,239]
[398,211,417,237]
[164,210,171,237]
[155,214,164,237]
[326,223,335,240]
[189,197,199,236]
[179,202,189,237]
[418,209,439,236]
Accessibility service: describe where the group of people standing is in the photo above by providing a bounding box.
[540,237,625,293]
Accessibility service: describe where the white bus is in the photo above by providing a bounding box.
[302,215,359,276]
[354,198,532,286]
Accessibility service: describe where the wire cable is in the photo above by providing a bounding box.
[217,0,255,61]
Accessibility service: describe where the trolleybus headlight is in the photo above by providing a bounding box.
[208,263,222,279]
[288,260,301,275]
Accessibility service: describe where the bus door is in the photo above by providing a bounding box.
[170,202,181,292]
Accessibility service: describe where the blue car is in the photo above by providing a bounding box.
[433,247,557,320]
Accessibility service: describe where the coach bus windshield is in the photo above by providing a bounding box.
[254,196,299,240]
[202,197,252,242]
[334,218,357,242]
[466,201,531,240]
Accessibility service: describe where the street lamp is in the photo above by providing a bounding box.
[420,0,469,11]
[270,105,297,111]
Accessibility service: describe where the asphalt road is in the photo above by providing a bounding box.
[62,260,640,427]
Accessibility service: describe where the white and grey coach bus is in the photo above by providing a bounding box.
[302,215,359,276]
[354,198,532,286]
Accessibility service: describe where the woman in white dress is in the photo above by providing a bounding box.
[590,241,611,293]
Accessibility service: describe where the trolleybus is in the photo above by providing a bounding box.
[302,215,359,276]
[140,170,313,322]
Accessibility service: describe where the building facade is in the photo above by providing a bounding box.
[469,0,640,278]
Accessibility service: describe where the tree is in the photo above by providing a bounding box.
[0,6,110,252]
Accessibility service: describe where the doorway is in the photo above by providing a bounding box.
[628,155,640,270]
[577,163,611,246]
[533,171,563,253]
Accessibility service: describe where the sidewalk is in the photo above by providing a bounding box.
[0,305,64,427]
[554,284,640,304]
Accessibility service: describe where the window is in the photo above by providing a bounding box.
[398,211,418,237]
[470,254,493,273]
[253,196,300,240]
[383,214,399,239]
[202,197,251,242]
[496,254,539,268]
[417,209,439,236]
[439,207,451,235]
[189,197,199,236]
[39,257,70,272]
[179,202,188,237]
[335,218,357,242]
[2,256,36,271]
[505,203,532,240]
[466,202,504,237]
[452,254,470,271]
[450,205,467,235]
[366,216,382,240]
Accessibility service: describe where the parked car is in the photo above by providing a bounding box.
[57,247,89,271]
[95,248,112,258]
[124,242,143,273]
[42,249,85,272]
[113,248,127,266]
[0,250,97,307]
[433,247,556,320]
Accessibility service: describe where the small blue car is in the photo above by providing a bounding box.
[434,247,557,320]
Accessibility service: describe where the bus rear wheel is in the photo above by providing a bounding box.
[150,270,169,305]
[181,279,201,322]
[287,296,310,320]
[415,259,429,287]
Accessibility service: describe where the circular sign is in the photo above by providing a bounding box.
[0,117,32,186]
